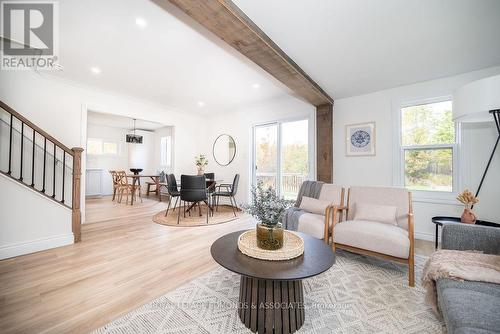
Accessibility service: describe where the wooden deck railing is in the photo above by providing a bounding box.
[0,100,83,243]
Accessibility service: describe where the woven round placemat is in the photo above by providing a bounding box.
[237,229,304,261]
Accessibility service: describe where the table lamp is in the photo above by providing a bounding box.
[453,74,500,206]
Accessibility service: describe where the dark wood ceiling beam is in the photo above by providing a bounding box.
[158,0,334,182]
[161,0,333,106]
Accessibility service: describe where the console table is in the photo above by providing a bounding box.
[431,216,499,249]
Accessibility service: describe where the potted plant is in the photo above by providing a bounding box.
[195,154,208,175]
[457,189,478,224]
[243,182,293,250]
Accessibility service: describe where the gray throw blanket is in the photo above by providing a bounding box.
[282,180,324,231]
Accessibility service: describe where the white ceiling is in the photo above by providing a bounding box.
[87,111,165,131]
[52,0,500,113]
[52,0,290,115]
[233,0,500,99]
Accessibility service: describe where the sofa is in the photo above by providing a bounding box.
[438,223,500,334]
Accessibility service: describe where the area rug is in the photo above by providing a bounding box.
[153,204,242,227]
[93,251,444,333]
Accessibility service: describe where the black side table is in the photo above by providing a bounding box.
[431,216,499,249]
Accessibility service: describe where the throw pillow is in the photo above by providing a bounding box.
[299,196,331,215]
[354,203,398,225]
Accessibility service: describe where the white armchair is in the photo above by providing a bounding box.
[295,184,345,241]
[331,186,415,286]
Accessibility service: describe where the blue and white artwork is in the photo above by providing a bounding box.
[346,122,376,156]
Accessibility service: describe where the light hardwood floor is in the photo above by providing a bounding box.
[0,196,434,334]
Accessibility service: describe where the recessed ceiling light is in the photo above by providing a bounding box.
[135,17,147,28]
[90,67,101,74]
[197,101,205,107]
[252,83,260,89]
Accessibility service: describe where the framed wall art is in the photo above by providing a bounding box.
[345,122,376,156]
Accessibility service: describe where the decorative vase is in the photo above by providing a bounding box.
[197,166,205,176]
[256,223,284,250]
[461,208,476,224]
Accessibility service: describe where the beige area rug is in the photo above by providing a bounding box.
[93,250,444,333]
[153,204,243,227]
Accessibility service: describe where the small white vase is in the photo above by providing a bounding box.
[197,166,205,175]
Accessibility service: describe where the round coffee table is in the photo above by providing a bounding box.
[211,230,335,334]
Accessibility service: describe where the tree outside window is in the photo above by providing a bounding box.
[401,100,455,192]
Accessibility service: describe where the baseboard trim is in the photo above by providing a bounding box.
[415,231,436,242]
[0,234,74,260]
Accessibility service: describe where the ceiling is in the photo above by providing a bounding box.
[50,0,500,113]
[51,0,290,115]
[87,111,166,131]
[233,0,500,98]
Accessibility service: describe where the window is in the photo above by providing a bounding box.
[400,99,456,192]
[253,119,312,200]
[87,138,103,155]
[160,136,172,167]
[103,142,118,155]
[87,138,118,156]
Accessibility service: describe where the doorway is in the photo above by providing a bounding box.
[252,119,312,199]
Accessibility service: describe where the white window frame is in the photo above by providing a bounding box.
[393,95,461,204]
[87,138,103,156]
[251,115,316,198]
[160,135,172,168]
[87,138,120,156]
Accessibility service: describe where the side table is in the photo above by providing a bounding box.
[431,216,499,249]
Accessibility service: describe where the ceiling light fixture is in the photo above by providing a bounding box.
[197,101,205,107]
[135,17,147,28]
[252,83,260,89]
[90,67,101,74]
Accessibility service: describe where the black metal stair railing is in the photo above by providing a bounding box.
[1,100,74,208]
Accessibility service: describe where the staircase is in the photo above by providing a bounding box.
[0,100,83,258]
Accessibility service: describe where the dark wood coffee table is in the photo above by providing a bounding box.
[211,230,335,334]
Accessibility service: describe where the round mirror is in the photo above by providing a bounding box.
[213,134,236,166]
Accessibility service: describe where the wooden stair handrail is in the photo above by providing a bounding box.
[0,99,83,243]
[0,100,74,155]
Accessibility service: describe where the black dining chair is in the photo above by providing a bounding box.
[165,174,180,216]
[204,172,215,208]
[213,174,240,217]
[178,175,210,224]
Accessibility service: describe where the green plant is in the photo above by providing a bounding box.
[195,154,208,167]
[242,182,293,228]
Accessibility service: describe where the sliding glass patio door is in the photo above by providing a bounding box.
[253,119,310,199]
[254,123,278,190]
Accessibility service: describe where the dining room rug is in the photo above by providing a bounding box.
[93,250,444,333]
[153,204,243,227]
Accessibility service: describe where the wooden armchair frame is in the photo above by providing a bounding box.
[322,188,345,243]
[330,189,415,287]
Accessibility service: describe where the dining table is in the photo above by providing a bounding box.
[126,174,161,205]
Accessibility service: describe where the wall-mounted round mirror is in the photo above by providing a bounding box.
[213,134,236,166]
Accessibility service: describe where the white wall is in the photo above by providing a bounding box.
[333,66,500,240]
[201,96,316,205]
[0,174,73,259]
[0,70,207,223]
[128,130,155,173]
[86,124,129,195]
